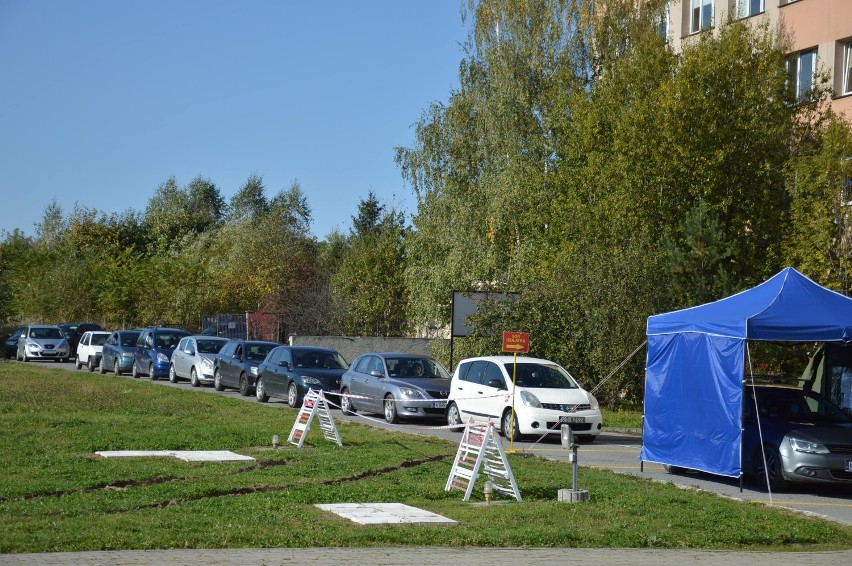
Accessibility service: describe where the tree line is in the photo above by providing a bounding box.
[2,0,852,409]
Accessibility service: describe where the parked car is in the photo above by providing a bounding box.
[16,324,70,362]
[255,346,348,407]
[99,330,141,376]
[339,352,452,423]
[741,385,852,490]
[75,330,110,371]
[169,335,230,387]
[132,327,191,380]
[445,356,603,442]
[4,325,27,359]
[58,322,104,360]
[213,339,281,396]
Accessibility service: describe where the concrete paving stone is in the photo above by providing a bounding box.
[2,548,851,566]
[314,503,457,524]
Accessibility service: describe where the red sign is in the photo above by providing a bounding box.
[502,331,529,353]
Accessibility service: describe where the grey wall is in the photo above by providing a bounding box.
[287,335,442,364]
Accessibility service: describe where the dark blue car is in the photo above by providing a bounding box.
[132,327,190,380]
[254,346,348,407]
[3,326,26,359]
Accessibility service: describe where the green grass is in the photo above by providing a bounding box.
[601,405,643,429]
[1,361,850,553]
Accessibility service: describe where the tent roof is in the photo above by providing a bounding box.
[646,267,852,342]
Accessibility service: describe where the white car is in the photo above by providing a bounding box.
[75,331,110,371]
[170,336,229,387]
[446,355,603,441]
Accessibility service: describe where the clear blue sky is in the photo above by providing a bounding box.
[0,1,467,240]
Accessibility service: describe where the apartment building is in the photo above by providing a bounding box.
[664,0,852,119]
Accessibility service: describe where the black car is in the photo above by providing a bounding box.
[3,325,27,359]
[57,322,104,360]
[254,346,349,407]
[213,339,281,395]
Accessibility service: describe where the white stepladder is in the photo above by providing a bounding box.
[445,421,521,502]
[287,389,342,448]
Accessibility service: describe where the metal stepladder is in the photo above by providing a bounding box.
[445,420,522,501]
[287,389,342,448]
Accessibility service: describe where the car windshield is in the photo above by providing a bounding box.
[386,357,450,380]
[292,349,348,370]
[91,334,108,346]
[504,362,579,389]
[155,332,184,349]
[753,387,851,425]
[31,328,63,340]
[246,343,275,362]
[119,332,140,347]
[197,339,226,354]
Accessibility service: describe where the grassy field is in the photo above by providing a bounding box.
[1,361,850,553]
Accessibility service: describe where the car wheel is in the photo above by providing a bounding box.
[98,358,107,374]
[190,367,200,387]
[214,370,224,391]
[754,445,789,492]
[287,382,301,408]
[501,409,521,442]
[75,356,82,370]
[169,364,178,383]
[239,374,250,397]
[255,377,269,403]
[340,388,355,415]
[88,357,96,372]
[131,362,139,379]
[149,363,157,381]
[446,402,463,431]
[384,395,399,424]
[114,360,122,376]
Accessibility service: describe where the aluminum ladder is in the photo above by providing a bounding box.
[287,389,342,448]
[445,421,521,501]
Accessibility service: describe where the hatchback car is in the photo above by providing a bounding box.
[99,330,141,376]
[255,346,348,407]
[213,339,281,396]
[4,325,26,359]
[169,335,230,387]
[742,385,852,490]
[75,330,110,371]
[58,322,104,360]
[446,356,603,442]
[340,352,452,423]
[16,325,70,362]
[132,327,191,380]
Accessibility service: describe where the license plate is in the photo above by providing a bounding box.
[432,401,447,409]
[42,351,55,355]
[845,460,852,473]
[559,416,585,424]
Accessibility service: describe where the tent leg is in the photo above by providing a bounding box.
[739,474,743,493]
[640,459,644,473]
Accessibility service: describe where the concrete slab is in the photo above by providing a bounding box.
[315,503,457,525]
[95,450,255,462]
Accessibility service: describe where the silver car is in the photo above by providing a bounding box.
[169,336,229,387]
[340,352,452,423]
[16,325,69,362]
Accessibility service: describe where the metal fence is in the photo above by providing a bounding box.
[200,312,286,343]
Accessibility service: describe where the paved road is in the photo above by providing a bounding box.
[3,547,852,566]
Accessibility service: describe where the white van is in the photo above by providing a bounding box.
[446,356,603,441]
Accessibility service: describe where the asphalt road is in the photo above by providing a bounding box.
[21,358,852,526]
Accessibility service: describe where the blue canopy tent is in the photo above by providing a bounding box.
[641,267,852,478]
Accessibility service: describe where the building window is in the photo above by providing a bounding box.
[690,0,712,34]
[787,49,817,102]
[844,42,852,96]
[657,3,669,42]
[737,0,764,18]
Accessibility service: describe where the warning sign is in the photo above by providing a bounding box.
[502,331,529,354]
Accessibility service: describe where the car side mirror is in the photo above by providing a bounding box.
[370,370,384,378]
[279,360,290,369]
[488,379,506,390]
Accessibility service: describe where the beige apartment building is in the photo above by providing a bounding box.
[664,0,852,119]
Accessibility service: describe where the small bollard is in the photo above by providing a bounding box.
[272,434,280,449]
[483,480,494,504]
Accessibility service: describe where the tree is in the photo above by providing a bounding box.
[229,174,269,222]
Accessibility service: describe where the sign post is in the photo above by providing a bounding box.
[501,332,529,452]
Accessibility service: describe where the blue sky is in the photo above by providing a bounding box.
[0,1,467,240]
